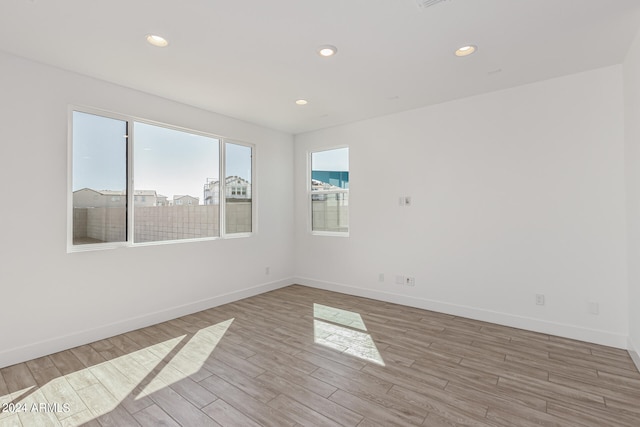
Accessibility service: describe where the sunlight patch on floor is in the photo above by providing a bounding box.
[0,319,233,426]
[313,305,384,366]
[137,318,233,398]
[313,303,367,331]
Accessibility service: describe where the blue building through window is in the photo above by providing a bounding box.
[311,171,349,189]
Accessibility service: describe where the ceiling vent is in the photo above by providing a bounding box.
[415,0,449,9]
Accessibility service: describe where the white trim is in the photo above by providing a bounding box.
[252,142,258,235]
[312,189,349,195]
[0,278,293,369]
[296,277,629,349]
[220,139,227,235]
[311,231,350,238]
[127,118,134,244]
[67,106,74,252]
[629,337,640,373]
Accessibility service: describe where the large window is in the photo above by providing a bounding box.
[310,147,349,235]
[69,109,253,250]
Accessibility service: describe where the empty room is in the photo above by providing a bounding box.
[2,0,640,426]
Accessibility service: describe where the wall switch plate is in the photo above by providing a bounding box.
[378,273,385,282]
[589,302,599,315]
[399,196,412,206]
[395,275,405,285]
[536,294,545,305]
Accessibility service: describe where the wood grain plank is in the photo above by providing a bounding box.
[486,407,569,427]
[38,376,87,422]
[0,414,22,427]
[1,363,37,393]
[497,375,605,408]
[147,386,218,427]
[201,359,277,404]
[387,384,488,421]
[25,356,62,387]
[0,369,9,396]
[422,411,499,427]
[131,404,181,427]
[256,371,362,426]
[328,389,423,427]
[310,367,392,396]
[69,345,106,369]
[14,388,63,427]
[547,400,640,427]
[444,382,547,414]
[267,394,343,427]
[75,382,139,427]
[48,351,86,376]
[60,411,101,427]
[199,375,297,427]
[201,399,262,427]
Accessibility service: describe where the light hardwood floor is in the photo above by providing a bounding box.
[1,285,639,426]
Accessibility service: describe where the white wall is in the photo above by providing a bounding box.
[1,47,634,368]
[294,66,629,348]
[624,29,640,370]
[0,51,295,368]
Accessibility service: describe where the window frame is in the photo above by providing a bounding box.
[67,105,255,252]
[308,145,349,237]
[221,139,255,240]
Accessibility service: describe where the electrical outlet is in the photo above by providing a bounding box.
[405,276,415,286]
[535,294,545,306]
[589,302,599,315]
[404,196,412,206]
[265,266,270,275]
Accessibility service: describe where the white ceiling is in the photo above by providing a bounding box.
[2,0,640,134]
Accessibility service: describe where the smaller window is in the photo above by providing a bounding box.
[225,142,253,234]
[310,147,349,235]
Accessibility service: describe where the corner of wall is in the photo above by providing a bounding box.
[629,337,640,373]
[624,24,640,376]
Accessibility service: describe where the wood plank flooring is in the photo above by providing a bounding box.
[1,285,639,426]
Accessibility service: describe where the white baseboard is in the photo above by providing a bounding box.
[3,277,632,369]
[0,278,293,369]
[296,277,629,349]
[629,337,640,373]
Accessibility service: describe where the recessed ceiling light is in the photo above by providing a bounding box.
[317,45,337,57]
[455,45,477,57]
[146,34,169,47]
[295,99,308,105]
